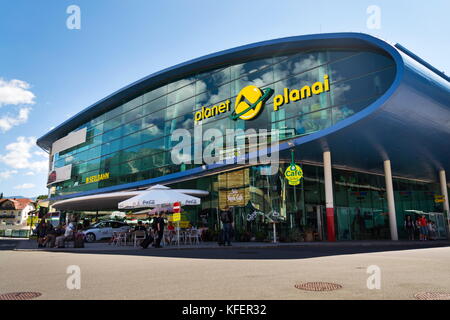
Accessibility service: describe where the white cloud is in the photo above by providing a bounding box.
[0,78,35,107]
[25,171,35,176]
[0,136,48,173]
[0,169,18,180]
[33,150,48,158]
[0,107,31,132]
[14,183,35,189]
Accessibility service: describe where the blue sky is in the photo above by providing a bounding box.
[0,0,448,198]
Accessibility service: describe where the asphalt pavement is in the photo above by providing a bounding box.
[1,238,450,299]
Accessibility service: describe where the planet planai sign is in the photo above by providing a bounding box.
[193,75,330,124]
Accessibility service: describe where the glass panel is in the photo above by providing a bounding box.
[143,85,167,103]
[196,67,231,94]
[143,95,167,115]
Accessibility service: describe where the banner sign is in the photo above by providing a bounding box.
[47,164,72,186]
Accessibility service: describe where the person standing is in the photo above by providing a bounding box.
[220,206,233,246]
[418,215,428,241]
[154,212,165,248]
[428,221,436,240]
[404,215,415,240]
[36,220,48,248]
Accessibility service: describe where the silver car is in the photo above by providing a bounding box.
[83,221,130,242]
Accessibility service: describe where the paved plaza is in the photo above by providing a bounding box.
[1,239,450,300]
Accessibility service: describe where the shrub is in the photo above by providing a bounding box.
[239,231,252,242]
[288,228,303,242]
[255,231,266,242]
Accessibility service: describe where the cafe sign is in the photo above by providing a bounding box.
[284,163,303,186]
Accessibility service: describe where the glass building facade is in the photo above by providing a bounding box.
[167,164,444,241]
[51,48,396,196]
[39,34,450,242]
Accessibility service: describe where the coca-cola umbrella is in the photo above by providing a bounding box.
[118,184,200,209]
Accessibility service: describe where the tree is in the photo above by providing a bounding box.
[0,192,3,199]
[36,195,48,200]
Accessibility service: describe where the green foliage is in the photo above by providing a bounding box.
[254,231,266,241]
[280,228,304,242]
[238,231,252,242]
[288,228,303,242]
[202,228,218,241]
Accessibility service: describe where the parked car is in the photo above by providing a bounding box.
[82,220,130,242]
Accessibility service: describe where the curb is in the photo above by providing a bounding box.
[13,240,450,253]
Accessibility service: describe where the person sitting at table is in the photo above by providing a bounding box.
[134,220,147,239]
[134,220,147,232]
[55,222,74,248]
[43,222,56,248]
[165,221,175,243]
[36,219,48,248]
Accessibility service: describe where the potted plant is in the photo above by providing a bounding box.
[288,228,303,242]
[255,230,266,242]
[304,226,315,242]
[239,231,252,242]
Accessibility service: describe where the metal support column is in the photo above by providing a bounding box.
[323,151,336,241]
[439,170,450,232]
[384,160,398,240]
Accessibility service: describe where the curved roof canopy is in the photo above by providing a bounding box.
[37,33,450,201]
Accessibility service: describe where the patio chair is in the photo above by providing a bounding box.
[111,232,120,246]
[112,232,127,246]
[171,229,183,245]
[163,230,172,246]
[186,228,201,245]
[134,230,146,247]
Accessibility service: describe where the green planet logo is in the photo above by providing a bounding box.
[230,85,274,121]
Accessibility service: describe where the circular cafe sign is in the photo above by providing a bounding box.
[284,164,303,186]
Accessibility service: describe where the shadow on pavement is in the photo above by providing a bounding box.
[13,240,450,260]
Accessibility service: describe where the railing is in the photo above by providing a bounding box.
[0,229,31,238]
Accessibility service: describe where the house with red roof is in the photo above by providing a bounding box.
[0,198,35,228]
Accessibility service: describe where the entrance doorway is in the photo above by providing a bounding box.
[428,212,448,239]
[304,204,325,241]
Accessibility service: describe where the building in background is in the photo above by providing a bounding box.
[36,33,450,242]
[0,198,35,228]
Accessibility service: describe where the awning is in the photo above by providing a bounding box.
[52,188,208,211]
[118,185,201,209]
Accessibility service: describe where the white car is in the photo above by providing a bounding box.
[83,220,130,242]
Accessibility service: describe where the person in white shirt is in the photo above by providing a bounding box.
[55,223,75,248]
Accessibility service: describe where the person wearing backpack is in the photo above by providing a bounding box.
[154,212,165,248]
[404,215,415,240]
[219,206,233,246]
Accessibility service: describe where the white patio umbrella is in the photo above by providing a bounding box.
[110,211,126,218]
[118,184,201,209]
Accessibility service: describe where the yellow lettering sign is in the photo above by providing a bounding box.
[85,172,110,184]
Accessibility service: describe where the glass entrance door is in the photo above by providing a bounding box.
[428,212,448,239]
[304,204,325,241]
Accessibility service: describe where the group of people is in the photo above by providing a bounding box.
[404,215,438,241]
[138,212,167,249]
[35,219,85,248]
